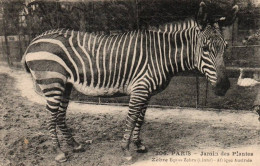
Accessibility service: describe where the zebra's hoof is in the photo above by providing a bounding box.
[121,147,132,161]
[136,145,148,153]
[55,152,67,163]
[134,140,148,153]
[121,157,133,166]
[124,156,133,161]
[73,144,84,152]
[123,151,133,161]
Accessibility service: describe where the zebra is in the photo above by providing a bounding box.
[22,2,238,162]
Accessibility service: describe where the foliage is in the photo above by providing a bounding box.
[1,0,25,35]
[237,0,260,30]
[0,0,259,36]
[21,0,138,35]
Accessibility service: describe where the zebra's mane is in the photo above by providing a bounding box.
[31,29,66,42]
[31,18,199,43]
[148,18,198,33]
[31,28,103,42]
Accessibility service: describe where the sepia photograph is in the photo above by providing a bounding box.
[0,0,259,165]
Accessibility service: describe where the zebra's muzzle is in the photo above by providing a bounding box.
[214,76,230,96]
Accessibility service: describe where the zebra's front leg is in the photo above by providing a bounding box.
[121,90,150,159]
[57,83,84,152]
[132,108,148,153]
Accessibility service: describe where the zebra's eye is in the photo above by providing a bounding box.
[225,42,229,49]
[202,45,210,52]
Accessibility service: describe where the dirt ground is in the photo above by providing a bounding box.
[0,66,260,166]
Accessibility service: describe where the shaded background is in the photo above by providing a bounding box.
[0,0,259,109]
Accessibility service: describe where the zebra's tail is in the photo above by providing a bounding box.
[21,54,30,73]
[21,43,31,73]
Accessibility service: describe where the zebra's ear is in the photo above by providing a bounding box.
[218,5,239,26]
[196,2,208,30]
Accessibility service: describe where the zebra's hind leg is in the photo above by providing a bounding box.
[57,83,84,152]
[39,77,70,162]
[132,108,148,153]
[45,96,67,162]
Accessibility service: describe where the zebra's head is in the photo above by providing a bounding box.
[195,2,238,96]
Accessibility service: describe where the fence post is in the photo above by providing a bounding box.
[2,17,11,66]
[135,0,139,29]
[204,80,208,106]
[196,75,199,108]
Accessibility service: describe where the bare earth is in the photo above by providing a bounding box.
[0,66,259,166]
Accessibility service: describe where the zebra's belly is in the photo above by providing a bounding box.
[73,83,130,97]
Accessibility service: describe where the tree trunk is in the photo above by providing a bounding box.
[80,12,86,32]
[2,18,12,66]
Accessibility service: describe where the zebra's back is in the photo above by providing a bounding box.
[24,29,151,97]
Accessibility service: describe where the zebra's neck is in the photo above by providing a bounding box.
[153,19,199,76]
